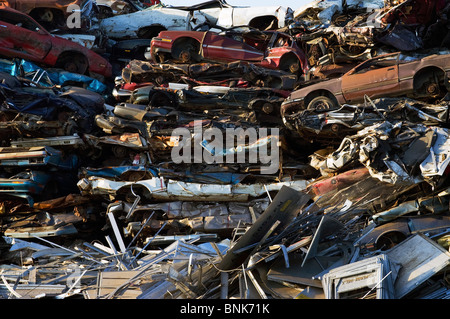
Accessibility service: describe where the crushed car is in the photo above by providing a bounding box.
[95,0,151,18]
[98,0,294,40]
[121,59,298,90]
[0,7,112,78]
[281,51,450,112]
[3,0,450,302]
[0,0,95,30]
[149,28,309,75]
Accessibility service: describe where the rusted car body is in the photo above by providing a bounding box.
[150,29,309,75]
[281,52,450,112]
[0,7,112,77]
[0,0,94,29]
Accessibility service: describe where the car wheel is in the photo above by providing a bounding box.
[178,43,198,63]
[307,96,338,111]
[249,99,277,115]
[286,60,300,74]
[123,171,154,182]
[38,9,54,23]
[57,54,88,75]
[280,56,300,74]
[422,79,441,97]
[30,8,64,29]
[172,40,200,63]
[112,146,128,158]
[413,69,446,99]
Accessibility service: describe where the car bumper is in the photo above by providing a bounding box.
[281,97,305,115]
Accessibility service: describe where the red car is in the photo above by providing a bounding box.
[0,6,112,78]
[149,28,309,76]
[281,52,450,113]
[0,0,95,30]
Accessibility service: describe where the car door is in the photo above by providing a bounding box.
[201,31,263,62]
[0,9,52,61]
[341,53,401,103]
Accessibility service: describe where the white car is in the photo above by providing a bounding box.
[95,0,150,17]
[98,0,294,40]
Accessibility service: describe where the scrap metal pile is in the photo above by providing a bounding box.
[1,0,450,300]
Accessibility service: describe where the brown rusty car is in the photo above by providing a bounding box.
[281,52,450,113]
[0,0,94,29]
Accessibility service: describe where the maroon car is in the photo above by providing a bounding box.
[281,52,450,113]
[149,28,309,76]
[0,6,112,78]
[0,0,94,30]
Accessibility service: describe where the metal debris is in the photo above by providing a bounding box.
[0,0,450,302]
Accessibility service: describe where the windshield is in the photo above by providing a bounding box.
[162,0,227,7]
[127,0,155,10]
[0,10,45,33]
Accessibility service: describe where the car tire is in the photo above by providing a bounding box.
[413,69,446,99]
[57,53,88,75]
[280,55,300,75]
[421,79,441,98]
[307,96,338,111]
[172,40,200,63]
[38,9,54,23]
[30,8,64,29]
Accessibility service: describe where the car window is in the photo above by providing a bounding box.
[240,31,270,50]
[398,54,419,64]
[353,54,398,74]
[0,10,42,32]
[274,34,292,47]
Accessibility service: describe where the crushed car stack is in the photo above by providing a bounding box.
[0,0,450,301]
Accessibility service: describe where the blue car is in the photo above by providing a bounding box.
[0,170,51,206]
[0,146,78,170]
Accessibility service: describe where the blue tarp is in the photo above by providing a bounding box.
[0,59,107,94]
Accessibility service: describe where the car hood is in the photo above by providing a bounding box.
[99,7,191,38]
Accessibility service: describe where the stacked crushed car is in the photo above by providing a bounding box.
[0,0,450,300]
